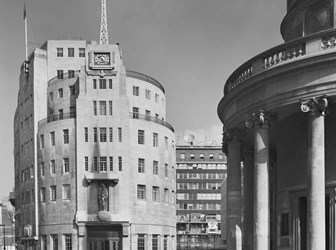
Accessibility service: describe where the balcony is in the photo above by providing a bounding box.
[129,112,174,132]
[38,112,76,127]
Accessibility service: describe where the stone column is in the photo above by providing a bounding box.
[246,110,275,250]
[224,128,246,250]
[301,96,328,250]
[243,149,254,250]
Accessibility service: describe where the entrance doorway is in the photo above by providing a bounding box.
[87,225,122,250]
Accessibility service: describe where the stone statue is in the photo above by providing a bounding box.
[98,183,108,211]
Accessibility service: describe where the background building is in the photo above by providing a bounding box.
[218,0,336,249]
[0,197,15,250]
[176,145,226,249]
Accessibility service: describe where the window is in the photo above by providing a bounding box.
[155,93,159,103]
[40,162,45,176]
[137,235,145,250]
[152,186,159,202]
[40,187,46,203]
[153,161,158,175]
[133,107,139,119]
[69,85,75,95]
[63,158,70,173]
[118,156,122,171]
[50,160,56,174]
[59,109,63,120]
[40,134,44,148]
[98,101,106,115]
[153,133,158,147]
[138,158,145,173]
[109,101,113,115]
[58,88,63,98]
[133,86,139,96]
[209,153,214,159]
[138,130,145,144]
[63,184,70,200]
[93,79,97,89]
[108,79,113,89]
[93,128,97,142]
[99,79,106,89]
[137,185,146,200]
[63,129,69,144]
[152,235,158,250]
[79,48,85,57]
[93,157,98,172]
[49,92,54,101]
[180,153,185,160]
[190,153,195,159]
[50,186,56,201]
[163,236,168,250]
[41,235,47,250]
[109,157,113,171]
[50,132,55,146]
[219,154,224,160]
[68,70,75,78]
[57,70,63,79]
[93,101,97,115]
[100,127,107,142]
[68,48,74,57]
[84,127,88,142]
[100,157,107,172]
[118,127,122,142]
[51,234,58,250]
[145,110,151,120]
[84,156,88,171]
[64,234,72,250]
[280,213,289,236]
[57,48,63,57]
[165,136,168,150]
[164,164,168,177]
[109,127,113,142]
[145,89,151,100]
[172,191,176,205]
[164,188,169,203]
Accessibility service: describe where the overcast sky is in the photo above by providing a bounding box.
[0,0,285,198]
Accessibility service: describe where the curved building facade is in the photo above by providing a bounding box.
[218,0,336,250]
[14,40,176,249]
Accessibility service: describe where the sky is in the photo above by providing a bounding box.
[0,0,285,198]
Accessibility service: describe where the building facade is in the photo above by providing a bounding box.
[175,146,226,249]
[218,0,336,250]
[14,40,176,249]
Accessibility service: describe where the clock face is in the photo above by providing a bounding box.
[94,53,110,65]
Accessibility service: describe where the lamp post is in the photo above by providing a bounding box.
[0,224,6,250]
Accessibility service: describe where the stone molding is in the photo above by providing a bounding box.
[222,128,246,155]
[300,95,329,116]
[245,110,277,128]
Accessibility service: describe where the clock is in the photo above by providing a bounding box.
[94,53,110,65]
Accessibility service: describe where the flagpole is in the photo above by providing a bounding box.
[24,2,28,62]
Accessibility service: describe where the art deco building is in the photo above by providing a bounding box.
[218,0,336,250]
[175,145,226,249]
[14,6,176,248]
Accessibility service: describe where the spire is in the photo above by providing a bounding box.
[99,0,109,45]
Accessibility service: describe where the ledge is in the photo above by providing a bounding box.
[85,172,119,183]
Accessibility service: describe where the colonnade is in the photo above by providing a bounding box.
[224,96,328,250]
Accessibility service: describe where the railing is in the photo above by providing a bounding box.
[38,112,76,127]
[129,112,174,132]
[48,71,80,86]
[224,29,336,94]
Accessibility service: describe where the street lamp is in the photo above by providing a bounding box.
[0,224,6,250]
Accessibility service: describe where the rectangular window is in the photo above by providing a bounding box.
[138,130,145,144]
[79,48,85,57]
[68,48,74,57]
[145,89,151,100]
[58,88,63,98]
[133,107,139,119]
[40,187,46,203]
[50,132,55,146]
[138,158,145,173]
[69,85,75,95]
[152,235,158,250]
[145,110,151,120]
[50,185,56,201]
[108,127,113,142]
[41,235,47,250]
[99,101,107,115]
[137,235,145,250]
[163,236,168,250]
[63,158,69,173]
[50,92,54,102]
[133,86,139,96]
[100,127,107,142]
[63,129,69,144]
[165,136,168,150]
[164,164,168,177]
[153,133,158,147]
[99,79,106,89]
[109,101,113,115]
[93,128,98,142]
[68,70,75,78]
[93,101,97,115]
[209,153,214,159]
[172,191,175,205]
[219,154,224,160]
[64,234,72,250]
[93,157,98,172]
[109,157,113,171]
[93,79,97,89]
[190,153,195,159]
[85,156,88,171]
[118,156,122,171]
[57,70,63,79]
[153,161,158,175]
[52,234,58,250]
[84,127,88,142]
[137,185,146,200]
[118,127,122,142]
[100,157,107,172]
[57,48,63,57]
[50,160,56,174]
[155,93,159,103]
[200,153,204,159]
[164,188,169,203]
[152,186,159,202]
[63,184,70,200]
[108,79,113,89]
[40,134,44,148]
[280,213,289,236]
[41,162,45,176]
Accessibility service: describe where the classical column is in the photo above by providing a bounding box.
[243,149,254,250]
[246,110,276,250]
[224,128,246,250]
[301,96,328,250]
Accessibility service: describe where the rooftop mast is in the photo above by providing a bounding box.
[99,0,109,44]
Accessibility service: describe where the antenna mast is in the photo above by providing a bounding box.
[99,0,109,45]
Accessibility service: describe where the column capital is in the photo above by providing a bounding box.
[245,110,277,128]
[223,128,247,142]
[300,95,329,116]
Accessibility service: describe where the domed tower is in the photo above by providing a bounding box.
[218,1,336,250]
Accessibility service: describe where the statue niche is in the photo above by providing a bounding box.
[98,183,108,211]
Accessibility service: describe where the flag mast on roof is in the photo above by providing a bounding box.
[24,1,29,73]
[99,0,109,45]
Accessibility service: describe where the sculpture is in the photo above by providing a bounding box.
[98,183,108,211]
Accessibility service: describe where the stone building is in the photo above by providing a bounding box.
[175,145,226,249]
[218,0,336,249]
